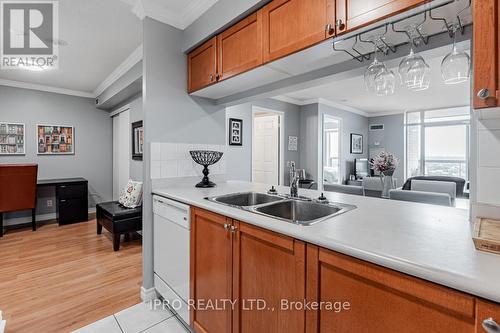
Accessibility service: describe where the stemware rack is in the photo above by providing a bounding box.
[332,0,472,62]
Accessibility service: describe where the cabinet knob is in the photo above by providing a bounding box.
[483,318,500,333]
[335,19,345,31]
[325,24,335,35]
[223,223,230,230]
[210,74,214,82]
[477,88,491,100]
[230,225,238,233]
[216,74,221,81]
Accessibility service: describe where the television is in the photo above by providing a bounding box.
[355,158,369,179]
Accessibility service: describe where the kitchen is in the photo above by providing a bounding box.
[1,0,498,332]
[143,0,500,332]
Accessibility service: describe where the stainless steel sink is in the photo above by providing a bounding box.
[251,200,356,226]
[206,191,356,226]
[206,191,284,207]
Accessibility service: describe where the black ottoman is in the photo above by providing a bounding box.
[96,201,142,251]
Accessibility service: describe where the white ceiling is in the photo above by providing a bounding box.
[274,43,471,117]
[129,0,221,30]
[0,0,219,97]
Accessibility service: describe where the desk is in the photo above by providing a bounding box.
[37,178,88,225]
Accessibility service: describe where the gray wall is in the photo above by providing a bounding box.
[142,17,227,290]
[225,98,300,185]
[320,103,369,182]
[299,104,320,184]
[299,103,369,187]
[129,96,143,181]
[368,114,405,184]
[0,85,112,224]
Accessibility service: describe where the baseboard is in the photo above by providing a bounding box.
[3,208,97,227]
[141,286,158,302]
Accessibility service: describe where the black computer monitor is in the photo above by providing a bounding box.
[355,158,369,179]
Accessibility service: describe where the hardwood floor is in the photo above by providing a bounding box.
[0,219,142,333]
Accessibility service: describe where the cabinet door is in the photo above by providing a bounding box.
[262,0,328,62]
[232,221,306,333]
[473,0,498,108]
[188,37,217,93]
[476,299,500,333]
[190,208,232,333]
[217,12,263,81]
[306,245,476,333]
[336,0,426,34]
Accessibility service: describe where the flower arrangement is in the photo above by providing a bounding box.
[371,151,399,175]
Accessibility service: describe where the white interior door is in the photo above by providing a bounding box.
[112,109,130,200]
[253,114,279,185]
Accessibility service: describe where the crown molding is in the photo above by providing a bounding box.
[0,44,142,99]
[272,96,372,117]
[129,0,219,29]
[181,0,219,29]
[271,95,305,105]
[315,98,370,117]
[0,79,94,98]
[93,44,143,97]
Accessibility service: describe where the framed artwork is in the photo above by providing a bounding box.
[0,122,25,155]
[288,136,298,151]
[132,120,144,161]
[229,118,242,146]
[37,124,74,155]
[350,133,363,154]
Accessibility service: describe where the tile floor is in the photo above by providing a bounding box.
[72,301,189,333]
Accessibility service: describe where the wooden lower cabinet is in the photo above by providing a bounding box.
[477,299,500,332]
[232,221,306,333]
[190,208,233,333]
[306,245,476,332]
[190,208,500,333]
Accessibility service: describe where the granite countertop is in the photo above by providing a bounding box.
[153,180,500,303]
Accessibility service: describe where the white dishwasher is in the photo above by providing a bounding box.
[153,195,190,323]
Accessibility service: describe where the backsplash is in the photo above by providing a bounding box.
[150,142,227,179]
[477,116,500,206]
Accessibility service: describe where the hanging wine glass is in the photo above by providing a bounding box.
[398,26,431,91]
[364,36,396,96]
[441,25,470,84]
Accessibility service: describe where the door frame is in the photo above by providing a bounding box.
[111,104,131,200]
[251,106,285,186]
[319,111,343,190]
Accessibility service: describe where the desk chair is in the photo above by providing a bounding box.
[0,164,38,237]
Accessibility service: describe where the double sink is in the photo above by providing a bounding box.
[206,192,356,226]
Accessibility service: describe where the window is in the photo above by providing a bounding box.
[405,107,470,180]
[323,115,341,184]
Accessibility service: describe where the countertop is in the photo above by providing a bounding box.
[153,180,500,303]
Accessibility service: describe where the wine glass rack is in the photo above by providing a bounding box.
[331,0,471,62]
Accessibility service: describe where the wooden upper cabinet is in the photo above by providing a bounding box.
[336,0,427,34]
[190,208,232,333]
[217,12,263,81]
[232,222,306,333]
[306,245,476,333]
[476,299,500,333]
[473,0,499,109]
[188,37,217,93]
[262,0,328,63]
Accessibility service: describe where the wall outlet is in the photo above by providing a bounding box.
[47,199,53,207]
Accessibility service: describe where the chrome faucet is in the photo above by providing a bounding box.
[289,161,299,198]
